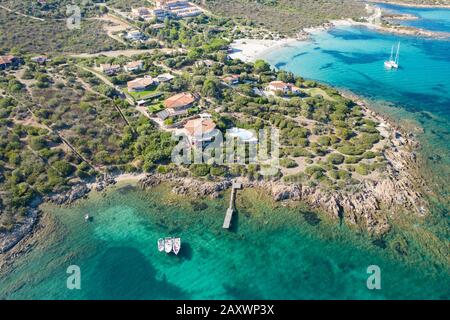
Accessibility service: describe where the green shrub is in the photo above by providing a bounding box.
[280,158,298,168]
[363,151,377,159]
[190,164,211,177]
[344,156,362,164]
[327,153,345,165]
[355,163,370,175]
[157,165,169,174]
[337,144,365,156]
[291,148,313,158]
[283,172,308,183]
[305,165,325,176]
[317,136,331,146]
[210,165,227,176]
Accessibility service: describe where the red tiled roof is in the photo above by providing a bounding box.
[164,92,196,109]
[0,55,15,65]
[184,118,216,136]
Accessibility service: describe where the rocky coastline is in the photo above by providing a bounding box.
[0,99,430,255]
[137,131,427,236]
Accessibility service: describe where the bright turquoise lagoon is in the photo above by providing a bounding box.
[0,185,448,299]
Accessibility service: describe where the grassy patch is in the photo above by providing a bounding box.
[124,86,159,100]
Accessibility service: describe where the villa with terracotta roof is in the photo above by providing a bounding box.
[0,55,19,69]
[222,74,240,85]
[265,81,301,96]
[183,118,217,145]
[156,92,197,120]
[127,76,155,92]
[164,92,196,111]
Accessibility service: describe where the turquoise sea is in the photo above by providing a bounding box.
[262,4,450,191]
[0,4,449,299]
[0,184,448,299]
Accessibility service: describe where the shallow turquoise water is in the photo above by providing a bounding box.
[375,2,450,32]
[0,185,448,299]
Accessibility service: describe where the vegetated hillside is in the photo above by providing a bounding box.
[0,10,124,54]
[193,0,367,36]
[107,0,151,11]
[0,0,101,19]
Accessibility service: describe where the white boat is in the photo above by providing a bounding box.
[164,237,173,253]
[384,43,400,69]
[157,238,165,252]
[84,214,90,222]
[172,238,181,255]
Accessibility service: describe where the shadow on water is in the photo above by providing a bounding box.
[222,283,264,300]
[302,211,321,226]
[88,247,188,299]
[116,185,138,193]
[177,242,193,260]
[229,209,239,233]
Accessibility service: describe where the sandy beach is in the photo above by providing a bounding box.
[228,38,301,63]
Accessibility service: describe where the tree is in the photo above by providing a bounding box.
[202,77,221,98]
[254,60,270,73]
[52,160,75,177]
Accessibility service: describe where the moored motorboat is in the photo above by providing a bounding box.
[164,237,173,253]
[172,238,181,255]
[84,214,90,222]
[157,238,165,252]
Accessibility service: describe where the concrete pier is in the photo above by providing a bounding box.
[223,182,242,229]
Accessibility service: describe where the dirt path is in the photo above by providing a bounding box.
[0,4,45,21]
[90,14,132,46]
[70,47,175,58]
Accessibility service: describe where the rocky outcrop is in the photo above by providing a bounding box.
[139,173,232,199]
[138,122,427,236]
[94,175,116,192]
[0,209,38,254]
[47,184,91,205]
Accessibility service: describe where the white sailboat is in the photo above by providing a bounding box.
[384,42,400,69]
[157,238,165,252]
[164,237,173,253]
[172,238,181,255]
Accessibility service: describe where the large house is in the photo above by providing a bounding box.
[222,74,240,85]
[31,55,48,64]
[131,7,151,18]
[265,81,301,96]
[157,92,196,120]
[183,118,217,145]
[124,60,144,72]
[99,63,121,75]
[156,73,174,83]
[153,0,200,19]
[125,30,145,41]
[0,55,19,69]
[127,76,155,92]
[164,92,196,111]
